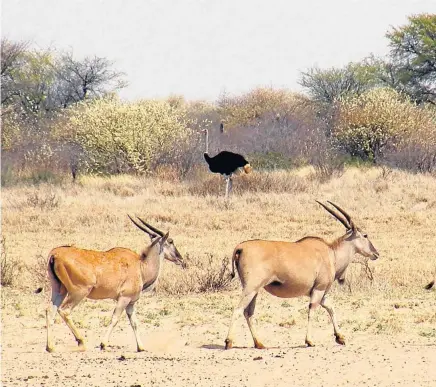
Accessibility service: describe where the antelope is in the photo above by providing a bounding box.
[225,201,379,350]
[40,216,184,353]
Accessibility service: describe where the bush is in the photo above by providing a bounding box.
[65,96,195,174]
[333,88,436,162]
[218,87,304,128]
[158,254,234,294]
[26,189,61,209]
[248,152,294,170]
[217,88,334,170]
[339,257,376,294]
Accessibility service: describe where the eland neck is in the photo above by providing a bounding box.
[140,244,164,291]
[331,235,356,281]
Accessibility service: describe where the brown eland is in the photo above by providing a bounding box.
[224,201,379,349]
[37,216,184,353]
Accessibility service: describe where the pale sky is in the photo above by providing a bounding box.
[2,0,436,101]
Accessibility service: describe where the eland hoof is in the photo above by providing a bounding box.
[305,339,315,347]
[335,334,346,345]
[225,339,233,350]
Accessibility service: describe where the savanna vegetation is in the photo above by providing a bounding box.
[1,13,435,346]
[2,13,436,187]
[1,14,436,387]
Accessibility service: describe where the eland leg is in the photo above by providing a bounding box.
[100,296,131,350]
[305,289,325,347]
[321,295,345,345]
[225,290,257,349]
[57,291,89,351]
[126,302,145,352]
[46,290,67,353]
[243,293,265,349]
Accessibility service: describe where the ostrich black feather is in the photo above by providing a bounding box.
[204,151,250,176]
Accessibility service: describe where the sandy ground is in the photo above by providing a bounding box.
[2,289,435,387]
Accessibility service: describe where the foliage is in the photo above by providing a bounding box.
[216,88,332,165]
[1,112,22,150]
[3,48,57,115]
[66,97,195,174]
[386,13,436,105]
[218,87,308,128]
[1,38,126,117]
[1,38,29,106]
[333,88,436,161]
[299,62,378,105]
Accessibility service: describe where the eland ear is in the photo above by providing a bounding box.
[149,236,161,248]
[160,231,169,245]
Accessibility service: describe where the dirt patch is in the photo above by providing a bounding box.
[2,291,435,387]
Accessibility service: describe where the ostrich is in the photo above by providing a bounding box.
[202,127,252,198]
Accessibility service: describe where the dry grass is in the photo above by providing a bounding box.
[158,254,235,295]
[1,237,22,287]
[2,166,436,340]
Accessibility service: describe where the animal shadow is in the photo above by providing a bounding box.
[200,343,306,350]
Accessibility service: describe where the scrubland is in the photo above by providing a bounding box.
[1,166,436,386]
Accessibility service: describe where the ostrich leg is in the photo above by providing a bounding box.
[225,175,233,199]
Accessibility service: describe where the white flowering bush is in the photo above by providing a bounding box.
[65,97,195,174]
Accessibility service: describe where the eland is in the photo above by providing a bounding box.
[38,216,184,353]
[224,201,379,349]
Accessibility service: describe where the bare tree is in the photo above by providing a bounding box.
[53,53,128,108]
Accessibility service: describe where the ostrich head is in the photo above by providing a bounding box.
[243,164,253,174]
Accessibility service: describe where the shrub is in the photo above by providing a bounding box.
[333,88,436,162]
[339,257,376,294]
[382,104,436,172]
[65,96,195,174]
[26,189,61,209]
[158,254,234,295]
[216,88,334,170]
[218,87,310,129]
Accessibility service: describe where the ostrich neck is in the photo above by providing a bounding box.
[205,129,209,154]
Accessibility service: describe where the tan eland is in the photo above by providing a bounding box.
[38,216,184,353]
[225,201,379,349]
